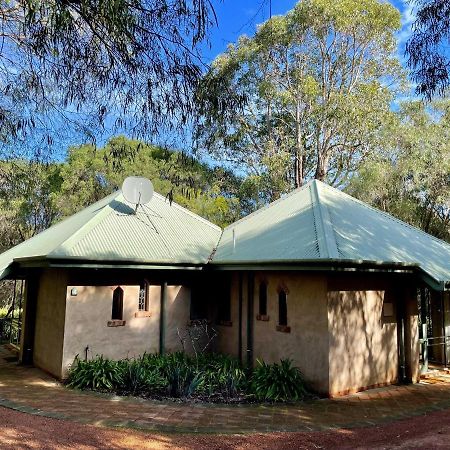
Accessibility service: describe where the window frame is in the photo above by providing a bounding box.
[109,286,126,326]
[138,280,149,312]
[276,288,290,333]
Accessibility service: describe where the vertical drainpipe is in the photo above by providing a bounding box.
[9,280,17,343]
[397,293,406,383]
[442,291,447,368]
[159,281,167,354]
[246,272,254,368]
[238,272,243,363]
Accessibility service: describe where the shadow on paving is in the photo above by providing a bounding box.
[1,346,450,434]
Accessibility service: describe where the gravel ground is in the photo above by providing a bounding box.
[1,405,450,449]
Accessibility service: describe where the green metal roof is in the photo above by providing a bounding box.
[0,190,222,278]
[2,179,450,289]
[212,180,450,287]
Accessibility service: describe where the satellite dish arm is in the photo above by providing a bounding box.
[134,192,142,214]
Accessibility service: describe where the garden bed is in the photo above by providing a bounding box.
[66,352,310,404]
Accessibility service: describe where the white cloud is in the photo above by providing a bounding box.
[396,0,416,46]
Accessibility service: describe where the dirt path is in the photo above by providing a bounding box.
[1,405,450,449]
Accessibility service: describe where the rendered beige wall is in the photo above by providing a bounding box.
[327,288,398,396]
[62,283,191,377]
[252,272,329,394]
[33,269,68,378]
[218,271,329,394]
[164,285,194,353]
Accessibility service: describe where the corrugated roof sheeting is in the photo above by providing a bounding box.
[319,182,450,285]
[0,192,117,278]
[0,191,221,279]
[59,193,221,264]
[2,179,450,288]
[212,180,450,286]
[213,184,321,262]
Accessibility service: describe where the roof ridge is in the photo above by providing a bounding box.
[152,192,222,232]
[319,182,450,251]
[48,191,122,256]
[311,181,340,258]
[223,181,314,231]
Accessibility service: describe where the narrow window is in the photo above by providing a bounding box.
[278,290,287,326]
[112,287,124,320]
[138,281,149,311]
[259,282,267,316]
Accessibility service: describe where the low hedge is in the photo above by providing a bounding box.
[67,352,309,403]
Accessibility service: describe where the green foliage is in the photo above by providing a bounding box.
[67,356,123,391]
[118,358,167,396]
[347,100,450,241]
[196,0,403,200]
[0,0,216,157]
[67,353,308,403]
[195,353,248,399]
[58,136,245,228]
[251,359,308,402]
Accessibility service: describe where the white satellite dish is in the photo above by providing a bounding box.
[122,176,154,208]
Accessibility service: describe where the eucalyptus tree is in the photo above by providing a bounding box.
[347,100,450,241]
[406,0,450,99]
[195,0,402,200]
[0,0,216,158]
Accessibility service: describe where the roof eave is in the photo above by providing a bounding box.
[12,256,206,271]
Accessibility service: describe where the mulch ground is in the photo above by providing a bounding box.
[1,404,450,449]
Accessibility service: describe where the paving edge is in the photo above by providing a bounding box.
[2,395,450,435]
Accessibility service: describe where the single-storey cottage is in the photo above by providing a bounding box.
[1,180,450,396]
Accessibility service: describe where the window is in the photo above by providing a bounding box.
[138,281,149,311]
[112,287,124,320]
[259,282,268,316]
[278,290,287,326]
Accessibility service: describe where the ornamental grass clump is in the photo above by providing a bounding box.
[67,353,309,403]
[251,358,308,402]
[67,356,123,391]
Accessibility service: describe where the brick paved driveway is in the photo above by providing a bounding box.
[1,346,450,434]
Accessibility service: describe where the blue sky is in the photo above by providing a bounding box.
[202,0,415,64]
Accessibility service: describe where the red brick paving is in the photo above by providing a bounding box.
[2,346,450,434]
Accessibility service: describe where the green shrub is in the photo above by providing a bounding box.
[67,353,309,403]
[196,353,247,399]
[67,356,123,391]
[251,359,307,402]
[118,358,167,396]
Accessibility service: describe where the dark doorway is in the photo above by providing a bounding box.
[419,288,450,372]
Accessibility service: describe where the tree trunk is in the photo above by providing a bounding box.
[294,102,304,188]
[315,151,328,181]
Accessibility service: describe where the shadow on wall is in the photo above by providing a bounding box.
[328,289,398,394]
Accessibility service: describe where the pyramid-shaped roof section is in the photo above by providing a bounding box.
[212,180,450,287]
[0,190,222,279]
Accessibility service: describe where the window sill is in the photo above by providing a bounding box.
[276,325,290,333]
[107,320,126,327]
[256,314,270,321]
[135,311,152,318]
[217,320,233,327]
